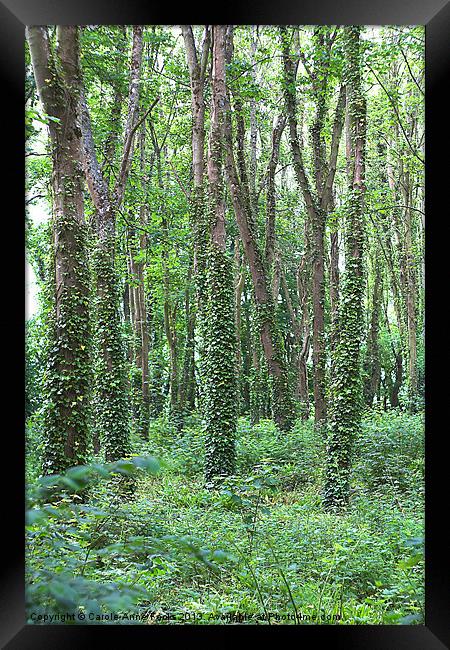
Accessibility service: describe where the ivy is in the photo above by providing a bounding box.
[324,27,367,512]
[203,243,237,483]
[42,212,92,475]
[92,235,131,462]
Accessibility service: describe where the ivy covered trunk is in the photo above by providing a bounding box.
[27,26,92,474]
[324,26,367,511]
[93,229,131,461]
[204,25,237,482]
[80,26,143,460]
[182,26,211,414]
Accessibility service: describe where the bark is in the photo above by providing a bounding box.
[363,259,383,406]
[265,114,286,273]
[402,170,418,410]
[249,25,258,215]
[182,26,210,295]
[391,350,403,408]
[27,26,91,474]
[182,26,210,189]
[296,254,311,417]
[281,264,310,419]
[179,265,196,413]
[128,121,151,434]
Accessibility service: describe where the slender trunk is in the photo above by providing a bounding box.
[281,265,310,419]
[137,122,150,434]
[296,255,311,418]
[225,27,295,432]
[402,174,418,410]
[179,265,196,414]
[234,240,246,413]
[324,26,367,511]
[364,259,382,406]
[204,25,237,480]
[265,114,286,275]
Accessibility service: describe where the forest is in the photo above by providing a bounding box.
[25,25,424,625]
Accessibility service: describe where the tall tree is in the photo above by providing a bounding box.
[80,26,144,458]
[182,25,211,409]
[26,26,91,474]
[203,25,237,481]
[224,26,295,432]
[324,26,367,510]
[127,121,151,436]
[281,27,345,427]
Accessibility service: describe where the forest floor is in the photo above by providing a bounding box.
[26,410,424,625]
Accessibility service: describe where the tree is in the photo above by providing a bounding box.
[80,26,144,458]
[324,26,367,510]
[224,26,296,432]
[281,27,345,428]
[26,26,91,474]
[182,26,211,411]
[203,25,238,481]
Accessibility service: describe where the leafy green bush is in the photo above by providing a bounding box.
[353,410,424,494]
[236,417,324,488]
[26,456,161,622]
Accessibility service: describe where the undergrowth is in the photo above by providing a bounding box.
[26,409,424,625]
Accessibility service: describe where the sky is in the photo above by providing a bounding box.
[26,201,48,320]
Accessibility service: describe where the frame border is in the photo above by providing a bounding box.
[3,1,449,647]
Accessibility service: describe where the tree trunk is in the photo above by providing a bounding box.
[27,26,91,474]
[224,27,295,432]
[179,265,196,414]
[80,25,144,460]
[296,254,311,418]
[234,240,246,413]
[203,25,237,481]
[324,26,367,511]
[182,26,211,411]
[363,258,382,406]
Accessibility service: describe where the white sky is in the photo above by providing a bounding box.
[26,197,50,320]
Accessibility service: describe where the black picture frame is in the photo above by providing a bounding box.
[2,0,449,647]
